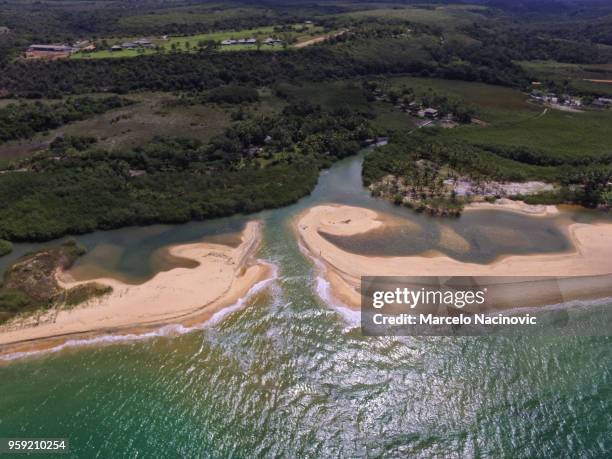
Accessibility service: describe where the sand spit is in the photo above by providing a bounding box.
[0,221,272,356]
[295,205,612,310]
[466,198,559,217]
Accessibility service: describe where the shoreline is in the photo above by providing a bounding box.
[295,204,612,311]
[0,221,273,359]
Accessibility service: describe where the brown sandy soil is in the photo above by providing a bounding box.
[0,221,272,356]
[295,204,612,310]
[294,30,347,48]
[583,79,612,84]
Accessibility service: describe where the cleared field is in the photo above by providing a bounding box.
[61,94,232,151]
[0,90,289,160]
[0,93,230,158]
[72,24,324,59]
[520,60,612,95]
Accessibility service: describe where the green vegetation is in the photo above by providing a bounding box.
[0,96,131,143]
[0,240,12,257]
[364,138,465,216]
[1,35,530,98]
[203,85,260,104]
[0,103,371,242]
[64,282,112,309]
[452,109,612,161]
[362,72,612,212]
[0,240,104,324]
[364,124,612,211]
[0,0,611,234]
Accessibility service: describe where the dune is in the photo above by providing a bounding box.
[296,204,612,310]
[0,221,271,355]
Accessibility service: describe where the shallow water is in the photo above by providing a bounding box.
[1,152,611,457]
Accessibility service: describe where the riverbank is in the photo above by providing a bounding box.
[0,221,271,356]
[295,204,612,310]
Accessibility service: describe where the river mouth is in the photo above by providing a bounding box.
[1,151,611,456]
[6,150,587,282]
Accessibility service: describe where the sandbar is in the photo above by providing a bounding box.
[0,221,271,356]
[466,198,559,217]
[296,204,612,310]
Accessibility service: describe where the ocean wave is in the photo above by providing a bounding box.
[0,260,279,362]
[298,241,360,327]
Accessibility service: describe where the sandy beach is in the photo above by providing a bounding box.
[0,221,271,355]
[296,204,612,310]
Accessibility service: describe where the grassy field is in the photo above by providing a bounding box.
[451,108,612,159]
[339,4,486,43]
[380,76,612,159]
[72,23,325,59]
[0,93,231,158]
[268,76,612,160]
[381,76,539,123]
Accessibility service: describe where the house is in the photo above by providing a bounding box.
[0,26,9,34]
[593,97,612,108]
[27,44,75,53]
[245,38,257,44]
[133,38,154,48]
[73,40,96,52]
[111,45,122,51]
[221,39,236,46]
[121,42,137,49]
[263,38,281,45]
[25,44,76,59]
[424,108,439,119]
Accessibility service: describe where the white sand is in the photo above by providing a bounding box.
[296,205,612,310]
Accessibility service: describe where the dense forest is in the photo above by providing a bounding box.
[0,103,372,242]
[0,35,530,98]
